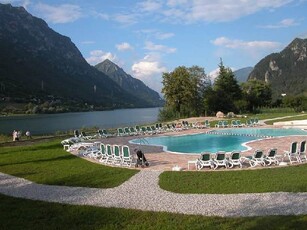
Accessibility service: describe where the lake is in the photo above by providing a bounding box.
[0,107,161,135]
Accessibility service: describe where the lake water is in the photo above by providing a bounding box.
[0,107,161,135]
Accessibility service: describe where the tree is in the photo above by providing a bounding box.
[241,79,272,112]
[161,65,208,119]
[210,60,242,113]
[282,94,307,112]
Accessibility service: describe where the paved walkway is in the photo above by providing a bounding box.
[1,171,307,217]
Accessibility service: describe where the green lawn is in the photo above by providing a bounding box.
[264,114,307,125]
[0,139,137,188]
[1,194,307,230]
[159,164,307,194]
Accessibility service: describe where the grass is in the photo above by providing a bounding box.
[265,114,307,125]
[1,194,307,230]
[159,164,307,194]
[206,111,303,128]
[0,139,137,188]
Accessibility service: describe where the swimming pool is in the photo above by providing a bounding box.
[130,128,307,154]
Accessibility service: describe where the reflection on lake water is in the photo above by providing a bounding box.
[0,107,161,135]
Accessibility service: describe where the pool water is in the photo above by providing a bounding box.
[211,128,307,137]
[130,128,307,154]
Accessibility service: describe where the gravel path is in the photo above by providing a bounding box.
[1,171,307,217]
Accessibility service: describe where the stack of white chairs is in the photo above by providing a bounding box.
[79,143,134,167]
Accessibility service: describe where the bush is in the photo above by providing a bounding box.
[158,107,177,122]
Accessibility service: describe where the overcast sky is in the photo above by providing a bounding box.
[2,0,307,92]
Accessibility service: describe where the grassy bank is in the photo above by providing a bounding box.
[0,139,137,188]
[159,164,307,194]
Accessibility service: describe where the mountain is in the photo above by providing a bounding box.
[248,38,307,99]
[234,67,253,83]
[95,59,164,107]
[0,3,152,112]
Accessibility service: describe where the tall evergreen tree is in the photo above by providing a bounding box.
[212,60,242,113]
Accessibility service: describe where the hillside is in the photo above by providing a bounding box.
[95,59,164,107]
[248,38,307,99]
[0,3,152,113]
[234,67,253,83]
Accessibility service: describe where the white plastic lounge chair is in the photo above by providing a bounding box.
[213,151,228,170]
[105,144,114,164]
[298,140,306,163]
[204,120,210,128]
[284,141,299,164]
[146,126,154,135]
[228,151,242,168]
[102,129,113,137]
[141,126,147,135]
[124,127,131,135]
[248,150,266,167]
[135,125,141,134]
[254,118,259,126]
[129,127,138,136]
[113,145,122,165]
[264,148,279,166]
[196,152,214,170]
[215,121,223,128]
[231,120,238,128]
[117,128,125,136]
[150,125,158,134]
[121,145,132,167]
[80,131,96,140]
[98,143,108,163]
[87,141,102,159]
[246,120,254,127]
[236,120,244,127]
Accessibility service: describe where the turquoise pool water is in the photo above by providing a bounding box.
[130,128,307,154]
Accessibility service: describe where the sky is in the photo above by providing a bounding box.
[2,0,307,93]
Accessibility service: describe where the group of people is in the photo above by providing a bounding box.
[12,130,31,141]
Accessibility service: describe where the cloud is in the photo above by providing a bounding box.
[1,0,30,8]
[116,42,134,51]
[132,55,167,92]
[34,3,82,24]
[259,18,300,28]
[208,68,220,82]
[86,50,117,65]
[137,0,162,12]
[208,66,235,82]
[136,0,293,23]
[212,37,282,50]
[144,41,176,53]
[114,13,138,25]
[211,36,283,64]
[136,29,175,40]
[95,13,110,20]
[155,32,175,40]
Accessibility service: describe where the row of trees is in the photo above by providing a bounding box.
[159,61,273,121]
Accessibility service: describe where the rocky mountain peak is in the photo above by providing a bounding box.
[95,59,164,107]
[247,37,307,99]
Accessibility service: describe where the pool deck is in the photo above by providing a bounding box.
[78,124,307,171]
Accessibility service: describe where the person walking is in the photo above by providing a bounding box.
[12,130,17,141]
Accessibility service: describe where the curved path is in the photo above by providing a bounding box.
[1,171,307,217]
